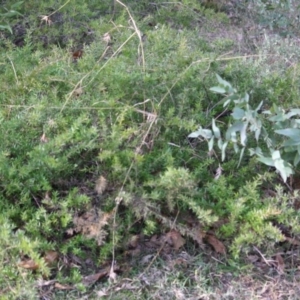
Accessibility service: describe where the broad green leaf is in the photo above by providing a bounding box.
[217,138,223,150]
[262,110,272,115]
[275,128,300,140]
[209,86,226,94]
[212,119,221,139]
[255,127,261,141]
[274,159,293,182]
[188,127,212,139]
[249,147,263,157]
[223,99,231,107]
[200,129,213,139]
[237,147,245,167]
[208,137,214,151]
[286,109,300,118]
[257,156,274,167]
[188,131,201,138]
[284,146,297,153]
[283,139,300,147]
[232,107,245,120]
[240,123,247,146]
[271,150,281,160]
[233,142,239,153]
[222,94,240,107]
[225,121,244,141]
[294,153,300,166]
[216,74,232,89]
[221,141,228,161]
[230,131,237,143]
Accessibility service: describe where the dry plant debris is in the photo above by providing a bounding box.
[95,175,107,195]
[206,234,226,254]
[67,208,113,245]
[44,250,59,266]
[82,266,111,286]
[18,258,39,271]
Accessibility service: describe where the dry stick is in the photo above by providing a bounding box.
[253,246,275,266]
[107,0,147,278]
[47,0,71,17]
[158,53,269,108]
[115,0,145,72]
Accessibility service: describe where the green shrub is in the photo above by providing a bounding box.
[189,75,300,182]
[1,0,300,297]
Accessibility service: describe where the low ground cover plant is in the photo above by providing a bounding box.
[1,0,300,298]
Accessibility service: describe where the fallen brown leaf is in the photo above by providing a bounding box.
[72,50,83,61]
[54,282,73,290]
[206,234,226,254]
[44,250,59,266]
[18,259,39,270]
[82,268,109,286]
[275,253,285,274]
[165,230,186,250]
[36,279,56,287]
[72,208,113,245]
[190,226,206,246]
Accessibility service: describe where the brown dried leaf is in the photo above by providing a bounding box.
[36,279,56,287]
[54,282,73,290]
[18,259,39,270]
[44,251,59,266]
[165,230,186,250]
[206,234,226,254]
[190,226,206,246]
[72,208,113,245]
[275,253,285,274]
[72,50,83,60]
[95,176,107,195]
[82,268,109,286]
